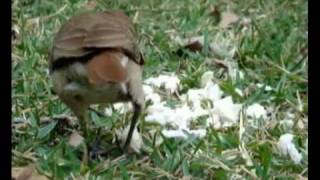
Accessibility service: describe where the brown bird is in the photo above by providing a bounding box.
[49,11,145,153]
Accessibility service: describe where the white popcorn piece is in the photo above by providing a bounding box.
[211,96,242,125]
[185,88,206,107]
[184,82,222,108]
[116,126,143,153]
[228,66,244,80]
[113,103,133,114]
[246,103,267,119]
[144,74,180,93]
[104,107,113,116]
[206,113,222,129]
[143,84,154,96]
[145,103,174,126]
[277,134,302,164]
[235,88,243,96]
[145,93,161,104]
[257,83,273,91]
[205,82,223,102]
[142,71,246,139]
[200,71,214,88]
[279,119,294,129]
[162,129,206,139]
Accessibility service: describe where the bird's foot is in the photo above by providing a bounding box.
[88,134,126,160]
[88,136,107,160]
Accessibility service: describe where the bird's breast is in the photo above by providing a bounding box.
[85,51,129,85]
[51,51,131,105]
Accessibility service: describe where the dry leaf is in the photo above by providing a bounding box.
[181,176,192,180]
[14,166,33,180]
[300,47,308,56]
[208,5,221,19]
[184,41,203,52]
[211,58,229,68]
[68,131,84,147]
[218,11,239,28]
[85,0,97,9]
[294,175,308,180]
[12,164,48,180]
[12,24,20,44]
[176,36,204,56]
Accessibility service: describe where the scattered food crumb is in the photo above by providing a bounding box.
[145,74,180,93]
[257,83,273,91]
[246,103,267,119]
[277,133,302,164]
[116,126,143,153]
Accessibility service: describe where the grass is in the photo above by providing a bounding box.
[12,0,308,179]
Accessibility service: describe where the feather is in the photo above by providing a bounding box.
[85,51,128,85]
[51,11,143,66]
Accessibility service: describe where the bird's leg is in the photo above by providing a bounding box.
[87,107,120,157]
[61,94,90,139]
[66,104,90,165]
[123,102,141,152]
[72,107,89,139]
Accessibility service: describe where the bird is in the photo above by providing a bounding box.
[48,10,145,153]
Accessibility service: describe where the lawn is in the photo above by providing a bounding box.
[12,0,308,179]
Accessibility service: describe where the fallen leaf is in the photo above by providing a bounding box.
[12,164,48,180]
[294,175,308,180]
[12,24,20,44]
[85,0,97,9]
[68,131,84,147]
[176,36,204,56]
[209,36,237,59]
[208,5,221,19]
[300,47,308,56]
[14,166,33,180]
[218,11,239,28]
[212,58,229,69]
[184,40,203,52]
[181,176,192,180]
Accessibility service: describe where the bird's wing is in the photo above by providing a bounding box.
[51,11,143,65]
